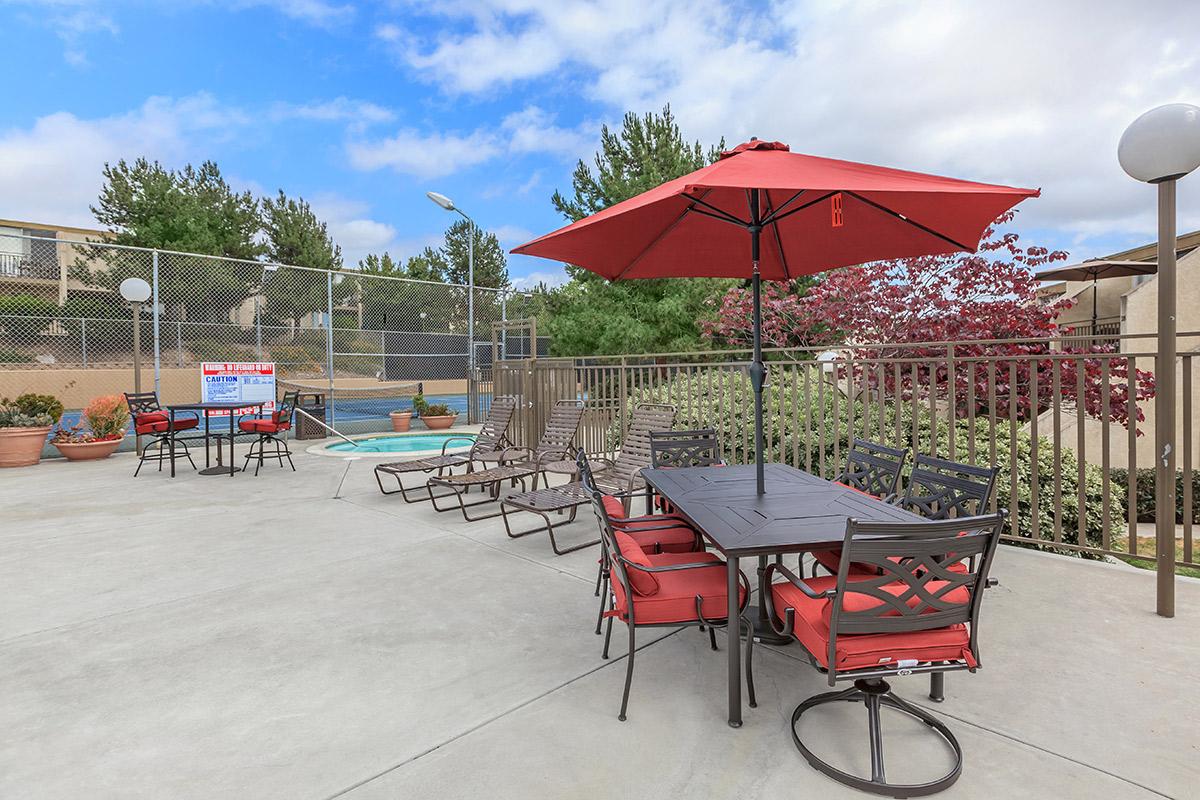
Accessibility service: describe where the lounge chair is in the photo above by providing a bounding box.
[373,395,518,502]
[426,399,586,521]
[497,403,676,555]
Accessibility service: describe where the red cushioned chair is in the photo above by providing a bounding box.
[238,390,298,476]
[762,512,1004,797]
[647,428,725,515]
[809,438,907,575]
[124,391,200,477]
[580,449,755,722]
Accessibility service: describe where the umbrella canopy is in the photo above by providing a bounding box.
[513,139,1040,495]
[513,140,1039,280]
[1036,259,1157,282]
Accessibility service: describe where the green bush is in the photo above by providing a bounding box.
[0,348,32,364]
[186,338,249,363]
[616,368,1124,554]
[0,294,56,341]
[1109,467,1200,524]
[0,393,64,427]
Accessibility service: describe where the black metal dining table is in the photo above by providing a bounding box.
[166,402,263,477]
[641,462,925,728]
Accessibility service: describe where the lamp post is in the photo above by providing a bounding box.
[120,277,152,453]
[1119,102,1200,619]
[427,191,476,386]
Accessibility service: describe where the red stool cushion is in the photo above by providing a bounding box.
[135,415,198,435]
[770,575,972,671]
[239,418,291,434]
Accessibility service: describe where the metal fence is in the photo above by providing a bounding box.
[497,336,1199,577]
[0,231,539,430]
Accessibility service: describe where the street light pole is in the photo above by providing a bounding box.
[426,191,478,411]
[120,277,153,453]
[1119,102,1200,619]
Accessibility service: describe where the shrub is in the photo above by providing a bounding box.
[10,393,64,422]
[0,295,56,341]
[1109,467,1200,524]
[412,393,428,415]
[82,394,130,439]
[424,403,454,416]
[615,368,1124,554]
[0,348,32,364]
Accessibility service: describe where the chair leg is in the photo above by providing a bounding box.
[618,624,636,721]
[708,626,718,651]
[602,611,614,659]
[929,671,945,703]
[743,615,757,709]
[594,568,609,636]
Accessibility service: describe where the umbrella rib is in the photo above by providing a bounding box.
[689,207,751,228]
[763,191,839,225]
[760,189,807,226]
[614,189,726,280]
[682,193,750,226]
[762,190,793,279]
[843,191,973,252]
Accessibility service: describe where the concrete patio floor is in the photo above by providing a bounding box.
[2,444,1197,799]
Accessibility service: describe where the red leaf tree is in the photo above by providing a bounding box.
[703,212,1156,430]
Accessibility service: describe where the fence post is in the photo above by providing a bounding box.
[152,249,161,396]
[326,269,336,429]
[501,293,508,359]
[80,318,87,369]
[176,321,183,367]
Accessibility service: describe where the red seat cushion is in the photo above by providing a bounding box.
[611,551,743,625]
[613,531,659,596]
[621,524,698,555]
[770,575,972,671]
[135,416,199,435]
[238,418,291,434]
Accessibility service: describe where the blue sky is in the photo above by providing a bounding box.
[1,1,1197,288]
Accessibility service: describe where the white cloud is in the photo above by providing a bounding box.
[346,129,503,178]
[0,93,248,228]
[502,106,595,158]
[388,0,1200,252]
[490,224,535,246]
[511,267,569,291]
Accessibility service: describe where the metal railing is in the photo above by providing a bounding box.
[498,336,1198,579]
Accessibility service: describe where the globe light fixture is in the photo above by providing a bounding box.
[1119,102,1200,619]
[119,277,152,304]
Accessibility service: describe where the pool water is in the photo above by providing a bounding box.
[327,433,476,454]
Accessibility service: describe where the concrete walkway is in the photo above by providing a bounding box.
[2,446,1196,799]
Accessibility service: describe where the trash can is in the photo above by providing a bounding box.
[295,393,327,440]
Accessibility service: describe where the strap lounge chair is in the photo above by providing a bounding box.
[426,399,586,521]
[497,403,676,555]
[373,395,518,502]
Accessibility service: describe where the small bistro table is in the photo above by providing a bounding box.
[640,462,925,728]
[166,402,263,477]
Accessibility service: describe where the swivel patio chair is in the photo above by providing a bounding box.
[426,399,586,521]
[373,395,518,502]
[583,450,755,722]
[762,512,1004,797]
[811,438,908,575]
[124,391,200,477]
[238,390,299,476]
[497,403,675,555]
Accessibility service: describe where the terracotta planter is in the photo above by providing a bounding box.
[389,411,413,432]
[53,437,124,461]
[421,414,458,430]
[0,425,53,468]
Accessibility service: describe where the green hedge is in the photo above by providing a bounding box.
[1109,467,1200,524]
[616,367,1124,554]
[0,295,56,340]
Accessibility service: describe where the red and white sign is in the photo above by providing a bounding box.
[200,362,276,416]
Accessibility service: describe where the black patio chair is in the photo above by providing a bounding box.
[762,512,1004,797]
[647,428,725,515]
[811,438,908,575]
[124,391,200,477]
[893,454,999,521]
[581,448,755,722]
[239,390,299,475]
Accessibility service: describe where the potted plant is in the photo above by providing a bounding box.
[51,394,129,461]
[388,408,413,432]
[412,393,458,430]
[0,393,64,468]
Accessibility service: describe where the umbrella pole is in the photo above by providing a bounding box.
[749,193,766,497]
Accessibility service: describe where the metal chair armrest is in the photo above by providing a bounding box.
[765,560,836,600]
[442,436,478,455]
[617,555,730,575]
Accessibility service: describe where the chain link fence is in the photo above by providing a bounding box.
[0,231,543,432]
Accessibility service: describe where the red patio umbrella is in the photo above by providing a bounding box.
[513,139,1040,495]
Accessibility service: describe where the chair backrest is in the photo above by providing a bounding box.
[828,513,1005,675]
[534,399,586,457]
[650,429,723,468]
[274,390,299,424]
[472,395,518,452]
[836,438,907,498]
[896,455,998,519]
[124,391,161,416]
[608,404,677,485]
[579,448,635,606]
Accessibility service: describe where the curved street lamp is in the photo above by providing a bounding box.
[426,191,477,383]
[1119,103,1200,618]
